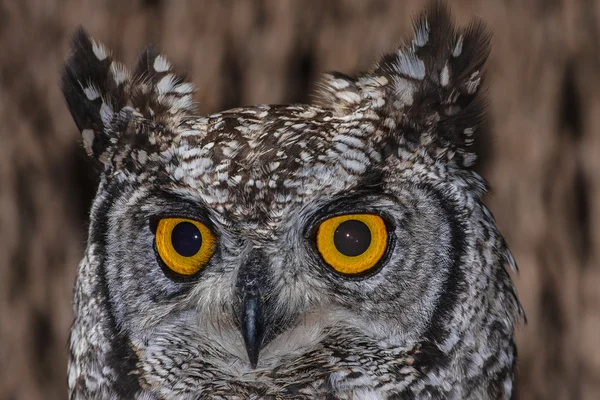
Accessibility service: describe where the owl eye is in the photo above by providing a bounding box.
[154,218,216,276]
[315,214,388,275]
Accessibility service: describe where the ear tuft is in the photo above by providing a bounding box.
[129,45,196,123]
[61,28,131,164]
[61,28,196,167]
[316,0,492,168]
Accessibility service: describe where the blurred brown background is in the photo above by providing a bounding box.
[0,0,599,399]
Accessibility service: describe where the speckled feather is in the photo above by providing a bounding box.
[63,2,522,399]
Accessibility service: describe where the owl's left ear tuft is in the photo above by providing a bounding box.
[317,0,491,168]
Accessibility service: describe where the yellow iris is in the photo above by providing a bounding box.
[316,213,388,275]
[155,217,216,276]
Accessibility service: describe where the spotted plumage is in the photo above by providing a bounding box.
[62,2,522,399]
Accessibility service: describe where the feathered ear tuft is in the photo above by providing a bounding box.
[129,45,196,123]
[61,28,130,164]
[317,0,491,168]
[61,28,196,167]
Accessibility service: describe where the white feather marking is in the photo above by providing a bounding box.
[299,151,312,162]
[334,142,348,153]
[413,20,429,47]
[221,146,235,158]
[216,171,228,182]
[168,95,193,112]
[330,78,350,90]
[359,75,389,88]
[440,63,450,87]
[291,123,307,130]
[157,74,176,94]
[372,96,385,108]
[173,83,194,94]
[343,148,369,164]
[465,72,482,94]
[188,157,213,175]
[110,62,129,85]
[335,91,361,104]
[137,150,148,164]
[82,129,95,148]
[91,39,108,61]
[298,109,318,118]
[100,102,114,125]
[283,179,300,188]
[83,86,100,101]
[153,55,171,73]
[395,50,425,80]
[333,134,365,148]
[340,158,367,173]
[453,35,464,57]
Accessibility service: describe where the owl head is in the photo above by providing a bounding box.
[63,2,522,398]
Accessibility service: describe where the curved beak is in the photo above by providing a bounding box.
[240,293,265,369]
[236,248,269,369]
[236,248,294,368]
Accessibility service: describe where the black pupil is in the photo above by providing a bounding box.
[171,222,202,257]
[333,220,372,257]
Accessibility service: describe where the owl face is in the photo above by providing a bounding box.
[102,104,459,362]
[64,2,521,399]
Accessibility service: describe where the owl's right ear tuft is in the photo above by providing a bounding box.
[61,28,131,165]
[62,28,197,167]
[128,45,196,125]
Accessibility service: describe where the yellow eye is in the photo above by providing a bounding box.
[316,213,388,275]
[154,218,216,276]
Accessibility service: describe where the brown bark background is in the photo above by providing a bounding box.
[0,0,598,399]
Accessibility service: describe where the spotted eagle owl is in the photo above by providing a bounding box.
[62,2,522,399]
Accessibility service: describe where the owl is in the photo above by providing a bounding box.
[62,2,522,399]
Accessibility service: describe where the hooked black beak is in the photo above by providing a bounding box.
[241,293,265,369]
[236,249,269,369]
[236,248,294,368]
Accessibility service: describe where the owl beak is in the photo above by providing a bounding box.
[237,249,270,368]
[241,293,264,369]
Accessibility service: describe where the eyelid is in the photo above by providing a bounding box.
[307,209,392,239]
[149,212,216,234]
